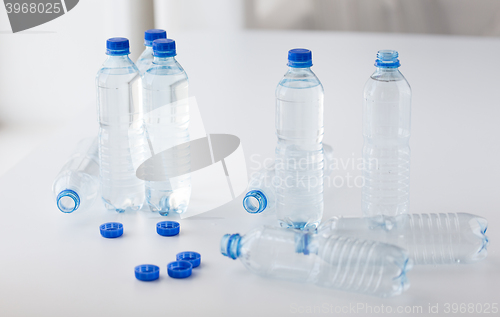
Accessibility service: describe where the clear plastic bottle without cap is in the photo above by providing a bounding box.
[136,29,167,74]
[275,48,324,230]
[362,50,411,221]
[244,144,334,214]
[142,39,191,215]
[221,226,411,297]
[52,137,99,213]
[317,213,489,265]
[96,37,147,213]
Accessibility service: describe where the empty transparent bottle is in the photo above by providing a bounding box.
[136,29,167,74]
[142,39,191,215]
[244,144,333,214]
[275,49,324,230]
[362,50,411,221]
[52,137,99,213]
[318,213,488,265]
[221,226,411,297]
[96,38,147,212]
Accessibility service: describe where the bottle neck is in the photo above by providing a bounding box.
[287,66,312,73]
[220,234,241,259]
[105,55,132,63]
[153,56,176,65]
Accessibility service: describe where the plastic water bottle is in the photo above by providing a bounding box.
[136,29,167,74]
[362,50,411,221]
[275,49,324,230]
[96,38,147,212]
[244,144,333,214]
[221,226,411,297]
[318,213,488,265]
[142,39,191,215]
[52,137,99,213]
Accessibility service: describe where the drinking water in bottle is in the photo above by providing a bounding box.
[221,226,411,297]
[275,49,324,230]
[96,38,147,212]
[318,213,488,265]
[362,50,411,221]
[142,39,191,215]
[136,29,167,74]
[244,144,333,214]
[52,137,99,213]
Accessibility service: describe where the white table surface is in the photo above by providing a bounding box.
[0,30,499,317]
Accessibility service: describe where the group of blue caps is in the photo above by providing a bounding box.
[99,221,201,281]
[106,29,176,57]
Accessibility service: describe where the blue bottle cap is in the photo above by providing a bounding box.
[153,39,176,57]
[144,29,167,46]
[156,221,180,236]
[167,261,192,278]
[134,264,160,281]
[106,37,130,56]
[56,189,80,213]
[176,251,201,268]
[287,48,312,68]
[375,50,400,68]
[100,222,123,238]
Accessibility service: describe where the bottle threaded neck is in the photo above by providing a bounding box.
[57,189,80,213]
[220,234,241,259]
[243,190,267,214]
[375,50,400,68]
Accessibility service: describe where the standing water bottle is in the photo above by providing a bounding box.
[318,213,488,265]
[52,137,99,213]
[142,39,191,215]
[136,29,167,74]
[362,50,411,220]
[221,226,411,297]
[275,49,324,230]
[96,38,147,212]
[244,144,333,214]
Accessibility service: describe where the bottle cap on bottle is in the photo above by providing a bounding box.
[144,29,167,46]
[106,37,130,56]
[375,50,400,68]
[134,264,160,281]
[287,48,313,68]
[153,39,176,57]
[176,251,201,268]
[156,221,180,236]
[100,222,124,238]
[167,261,192,278]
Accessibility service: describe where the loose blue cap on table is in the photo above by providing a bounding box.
[135,264,160,281]
[144,29,167,46]
[375,50,400,68]
[156,221,180,236]
[167,261,192,278]
[100,222,123,238]
[153,39,176,57]
[176,251,201,268]
[106,37,130,56]
[288,48,312,68]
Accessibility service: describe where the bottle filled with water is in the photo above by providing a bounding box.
[221,226,411,297]
[96,38,147,212]
[136,29,167,74]
[244,144,333,214]
[275,49,324,230]
[318,213,488,265]
[142,39,191,215]
[362,50,411,220]
[52,137,99,213]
